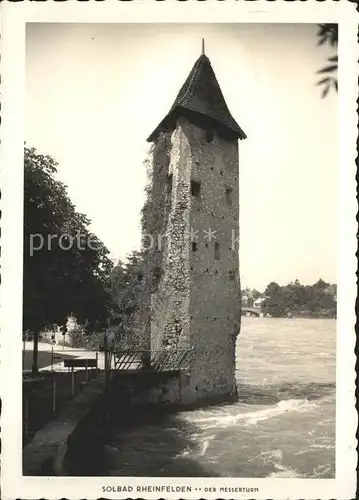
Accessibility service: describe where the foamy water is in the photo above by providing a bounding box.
[102,318,336,478]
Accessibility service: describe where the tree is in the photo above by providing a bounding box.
[24,146,113,375]
[312,278,329,290]
[264,281,281,297]
[316,24,338,97]
[247,296,254,308]
[262,282,285,317]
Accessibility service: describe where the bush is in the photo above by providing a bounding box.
[86,332,103,351]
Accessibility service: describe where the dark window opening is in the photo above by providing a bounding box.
[205,243,208,249]
[220,170,223,176]
[191,180,201,197]
[137,273,143,282]
[214,242,220,260]
[192,242,198,252]
[206,129,214,143]
[229,271,235,281]
[226,187,233,207]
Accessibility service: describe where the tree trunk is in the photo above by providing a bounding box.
[31,332,39,377]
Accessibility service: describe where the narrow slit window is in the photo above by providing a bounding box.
[214,242,220,260]
[192,242,198,252]
[226,187,233,207]
[191,180,201,198]
[167,174,173,199]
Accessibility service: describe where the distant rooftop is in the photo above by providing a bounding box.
[147,52,246,142]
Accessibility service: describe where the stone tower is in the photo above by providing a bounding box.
[145,48,246,405]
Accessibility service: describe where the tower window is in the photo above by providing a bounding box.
[214,242,220,260]
[191,180,201,198]
[226,187,233,207]
[206,129,214,143]
[192,242,198,252]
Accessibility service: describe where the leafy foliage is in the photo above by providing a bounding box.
[24,146,113,374]
[316,24,338,97]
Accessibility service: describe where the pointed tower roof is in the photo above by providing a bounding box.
[147,53,246,142]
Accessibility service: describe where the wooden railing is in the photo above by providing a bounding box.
[107,348,194,372]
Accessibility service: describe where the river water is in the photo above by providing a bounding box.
[101,318,336,478]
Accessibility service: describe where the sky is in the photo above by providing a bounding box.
[26,23,338,291]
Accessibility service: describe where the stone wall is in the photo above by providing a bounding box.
[62,371,186,475]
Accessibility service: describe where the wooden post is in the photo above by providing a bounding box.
[71,366,75,397]
[52,378,56,412]
[85,358,88,383]
[96,351,98,375]
[51,345,54,372]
